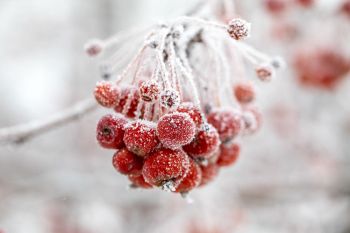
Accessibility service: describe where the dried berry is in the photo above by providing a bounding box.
[112,148,143,175]
[157,112,196,149]
[183,124,220,159]
[94,81,120,108]
[142,148,190,190]
[217,143,240,167]
[256,63,275,82]
[123,120,159,157]
[96,114,128,149]
[207,109,242,143]
[160,88,180,109]
[227,18,251,40]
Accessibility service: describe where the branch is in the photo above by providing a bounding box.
[0,98,98,144]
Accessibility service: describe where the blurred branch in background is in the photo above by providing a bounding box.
[0,98,97,144]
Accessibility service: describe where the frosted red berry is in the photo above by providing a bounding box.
[112,148,143,175]
[114,86,140,118]
[96,114,128,149]
[176,102,203,128]
[217,143,240,167]
[207,109,242,143]
[139,80,160,103]
[199,163,220,187]
[175,158,202,193]
[142,148,190,188]
[233,82,256,104]
[94,81,120,108]
[128,173,152,189]
[183,124,220,159]
[157,112,196,149]
[123,120,159,157]
[256,63,275,82]
[84,39,104,57]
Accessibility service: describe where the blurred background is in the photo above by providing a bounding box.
[0,0,350,232]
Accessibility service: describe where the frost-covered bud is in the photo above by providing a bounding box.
[84,39,104,57]
[160,88,180,109]
[227,18,251,40]
[256,63,276,82]
[139,80,160,103]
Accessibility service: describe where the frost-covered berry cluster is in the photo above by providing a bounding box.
[88,17,281,196]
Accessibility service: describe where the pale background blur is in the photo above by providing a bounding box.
[1,0,350,233]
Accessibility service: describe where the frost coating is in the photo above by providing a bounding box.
[96,114,128,149]
[142,148,190,187]
[157,112,196,149]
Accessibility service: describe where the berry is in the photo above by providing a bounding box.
[233,82,256,104]
[123,120,159,157]
[242,107,262,134]
[199,163,219,187]
[128,173,152,189]
[183,124,220,159]
[160,88,180,109]
[94,81,120,108]
[293,48,350,90]
[227,18,251,40]
[142,148,190,189]
[264,0,287,14]
[175,158,202,193]
[96,114,128,149]
[176,102,203,128]
[114,86,140,118]
[84,39,104,56]
[157,112,196,149]
[139,80,160,103]
[217,143,240,167]
[207,109,242,143]
[112,148,143,175]
[256,63,275,82]
[295,0,314,7]
[341,0,350,18]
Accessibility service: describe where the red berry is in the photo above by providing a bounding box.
[123,120,159,157]
[128,173,152,189]
[217,143,240,167]
[175,158,202,193]
[233,82,256,104]
[183,124,220,159]
[94,81,120,108]
[255,63,275,82]
[157,112,196,149]
[96,114,128,149]
[114,86,140,118]
[85,39,104,57]
[207,109,242,143]
[264,0,287,14]
[341,0,350,17]
[139,80,160,103]
[142,148,190,189]
[199,163,219,187]
[295,0,314,7]
[227,18,251,41]
[112,148,143,175]
[293,48,350,90]
[176,102,203,128]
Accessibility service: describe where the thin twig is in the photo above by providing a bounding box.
[0,98,98,144]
